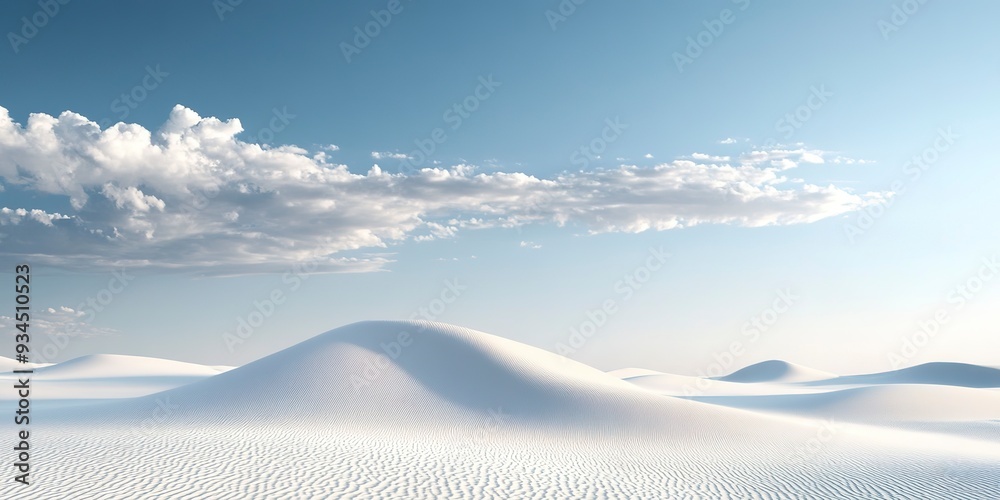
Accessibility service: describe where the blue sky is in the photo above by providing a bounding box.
[1,1,998,374]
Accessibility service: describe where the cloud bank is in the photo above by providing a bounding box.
[0,105,882,273]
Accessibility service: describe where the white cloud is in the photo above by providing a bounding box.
[691,153,731,162]
[0,105,884,274]
[644,153,654,159]
[771,158,798,170]
[371,151,410,160]
[519,241,542,249]
[0,306,118,338]
[719,138,740,144]
[740,148,831,170]
[800,152,825,164]
[101,184,166,213]
[0,207,71,226]
[830,156,874,165]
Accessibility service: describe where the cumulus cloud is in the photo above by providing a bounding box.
[371,151,410,160]
[520,241,542,249]
[1,207,72,226]
[0,105,884,274]
[690,153,731,162]
[830,156,874,165]
[739,148,830,170]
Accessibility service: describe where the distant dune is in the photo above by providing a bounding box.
[611,369,826,397]
[687,384,1000,423]
[811,362,1000,388]
[715,359,836,383]
[36,354,226,379]
[0,354,226,401]
[0,355,51,372]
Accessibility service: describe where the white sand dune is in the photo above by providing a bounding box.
[687,384,1000,423]
[810,361,1000,388]
[715,359,836,383]
[36,354,226,379]
[0,354,227,401]
[610,368,827,396]
[606,367,667,379]
[62,322,761,435]
[5,321,1000,499]
[0,355,52,372]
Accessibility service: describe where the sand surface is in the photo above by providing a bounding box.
[3,321,998,498]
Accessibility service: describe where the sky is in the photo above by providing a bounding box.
[1,1,998,375]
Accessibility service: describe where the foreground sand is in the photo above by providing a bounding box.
[3,321,999,499]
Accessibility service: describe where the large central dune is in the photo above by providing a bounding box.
[78,321,798,439]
